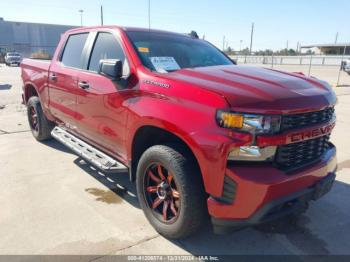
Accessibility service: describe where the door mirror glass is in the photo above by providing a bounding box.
[98,59,123,80]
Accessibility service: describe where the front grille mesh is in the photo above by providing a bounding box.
[275,135,331,171]
[281,107,334,132]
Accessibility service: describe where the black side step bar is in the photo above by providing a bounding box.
[51,126,128,173]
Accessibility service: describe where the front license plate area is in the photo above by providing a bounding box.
[313,173,336,200]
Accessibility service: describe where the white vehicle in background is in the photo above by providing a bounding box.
[344,59,350,75]
[4,52,22,66]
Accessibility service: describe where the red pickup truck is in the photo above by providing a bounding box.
[21,26,337,239]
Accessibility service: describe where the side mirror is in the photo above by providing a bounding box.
[98,59,123,80]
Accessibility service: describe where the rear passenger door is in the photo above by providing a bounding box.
[75,31,130,160]
[48,33,89,130]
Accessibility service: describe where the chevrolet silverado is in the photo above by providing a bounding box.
[21,26,337,239]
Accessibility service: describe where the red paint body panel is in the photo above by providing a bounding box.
[20,59,52,117]
[208,146,337,219]
[20,26,337,222]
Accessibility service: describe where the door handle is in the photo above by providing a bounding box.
[50,73,57,81]
[78,81,90,89]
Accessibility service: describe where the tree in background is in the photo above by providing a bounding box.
[240,47,251,55]
[224,46,236,55]
[254,49,274,56]
[237,47,311,56]
[30,50,52,60]
[274,48,297,56]
[306,49,315,55]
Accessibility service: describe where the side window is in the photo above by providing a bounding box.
[88,32,126,72]
[61,33,88,69]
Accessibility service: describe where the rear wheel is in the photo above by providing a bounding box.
[27,96,54,141]
[136,144,206,239]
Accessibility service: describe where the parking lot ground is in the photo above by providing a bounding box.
[1,64,350,257]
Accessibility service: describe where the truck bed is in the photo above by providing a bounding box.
[21,58,51,71]
[21,58,51,81]
[21,58,51,101]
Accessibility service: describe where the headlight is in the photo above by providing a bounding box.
[216,110,281,134]
[216,110,281,162]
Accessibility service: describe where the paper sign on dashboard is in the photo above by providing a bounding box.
[150,57,180,72]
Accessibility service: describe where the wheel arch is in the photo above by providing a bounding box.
[24,82,39,103]
[129,125,202,184]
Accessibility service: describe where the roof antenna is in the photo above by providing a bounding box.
[189,31,199,39]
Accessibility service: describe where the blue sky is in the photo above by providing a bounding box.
[1,0,349,51]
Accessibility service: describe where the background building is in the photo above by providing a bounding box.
[301,43,350,55]
[0,17,76,58]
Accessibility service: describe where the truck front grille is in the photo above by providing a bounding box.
[275,135,331,172]
[281,107,334,132]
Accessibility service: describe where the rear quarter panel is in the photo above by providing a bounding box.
[21,59,52,117]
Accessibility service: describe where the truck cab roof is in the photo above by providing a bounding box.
[64,25,192,38]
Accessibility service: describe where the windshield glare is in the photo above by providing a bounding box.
[126,31,233,72]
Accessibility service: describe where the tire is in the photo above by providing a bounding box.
[136,144,207,239]
[27,96,54,141]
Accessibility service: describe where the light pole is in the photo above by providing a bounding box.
[337,44,347,87]
[249,22,254,55]
[148,0,151,30]
[100,5,104,26]
[297,41,300,55]
[223,35,226,51]
[335,32,339,44]
[79,9,84,26]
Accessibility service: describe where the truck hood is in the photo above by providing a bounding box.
[164,65,336,114]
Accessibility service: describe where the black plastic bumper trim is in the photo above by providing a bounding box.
[212,175,237,204]
[211,171,336,234]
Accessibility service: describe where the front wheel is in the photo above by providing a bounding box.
[27,96,54,141]
[136,145,207,239]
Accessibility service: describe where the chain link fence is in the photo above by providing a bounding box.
[230,55,350,87]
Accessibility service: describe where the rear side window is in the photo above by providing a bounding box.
[88,32,125,72]
[61,33,88,69]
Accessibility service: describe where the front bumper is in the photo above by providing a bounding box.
[208,145,337,233]
[6,60,21,64]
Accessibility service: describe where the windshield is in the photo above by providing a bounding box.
[126,31,233,72]
[8,53,20,57]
